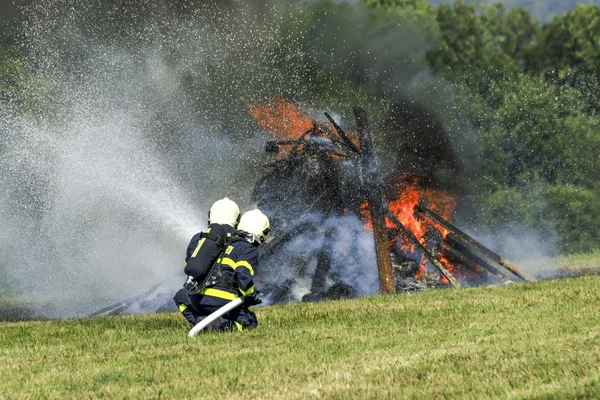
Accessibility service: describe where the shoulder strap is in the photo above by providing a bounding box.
[200,231,226,250]
[192,236,233,295]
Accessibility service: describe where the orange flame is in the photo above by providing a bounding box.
[249,95,314,141]
[361,176,460,282]
[386,177,456,245]
[249,96,479,285]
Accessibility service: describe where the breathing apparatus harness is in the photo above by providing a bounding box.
[184,230,229,293]
[188,230,258,295]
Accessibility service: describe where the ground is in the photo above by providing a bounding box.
[1,271,600,399]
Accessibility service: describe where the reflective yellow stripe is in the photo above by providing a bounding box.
[235,260,254,276]
[239,285,255,296]
[217,257,236,269]
[198,287,239,300]
[178,304,187,312]
[191,228,211,258]
[217,257,254,276]
[191,238,206,258]
[234,322,242,331]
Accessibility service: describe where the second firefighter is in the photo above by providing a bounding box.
[174,207,270,332]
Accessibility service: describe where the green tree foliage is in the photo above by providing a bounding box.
[475,75,600,190]
[427,1,540,90]
[464,74,600,253]
[478,184,600,254]
[535,5,600,86]
[0,48,24,99]
[430,0,600,23]
[431,2,600,253]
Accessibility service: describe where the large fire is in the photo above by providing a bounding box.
[249,95,314,141]
[359,176,458,281]
[250,96,481,287]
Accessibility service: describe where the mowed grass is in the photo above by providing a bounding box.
[2,276,600,399]
[520,251,600,278]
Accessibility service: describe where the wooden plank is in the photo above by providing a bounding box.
[416,205,536,283]
[385,210,461,289]
[354,107,396,294]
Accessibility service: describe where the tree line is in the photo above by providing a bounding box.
[427,0,600,253]
[1,0,599,254]
[431,0,600,22]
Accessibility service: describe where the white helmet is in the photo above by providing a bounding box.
[238,209,270,245]
[208,197,240,227]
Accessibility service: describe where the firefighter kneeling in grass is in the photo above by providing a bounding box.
[174,205,269,332]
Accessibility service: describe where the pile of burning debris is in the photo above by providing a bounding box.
[249,97,535,302]
[83,97,535,318]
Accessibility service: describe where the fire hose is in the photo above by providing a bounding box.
[188,296,245,337]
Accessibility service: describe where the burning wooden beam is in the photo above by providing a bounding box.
[354,107,396,295]
[415,205,536,283]
[445,234,507,280]
[440,244,495,282]
[385,211,461,288]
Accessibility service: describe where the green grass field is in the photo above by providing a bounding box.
[2,275,600,399]
[520,251,600,279]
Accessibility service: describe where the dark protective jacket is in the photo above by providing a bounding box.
[194,235,258,304]
[184,223,236,279]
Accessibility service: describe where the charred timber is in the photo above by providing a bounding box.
[415,205,536,283]
[385,210,461,288]
[312,121,347,151]
[354,107,396,294]
[310,228,335,294]
[440,245,495,282]
[261,222,313,259]
[324,112,361,155]
[445,234,507,280]
[88,281,166,318]
[290,131,312,156]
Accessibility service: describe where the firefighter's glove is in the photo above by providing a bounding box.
[183,276,197,290]
[243,292,262,307]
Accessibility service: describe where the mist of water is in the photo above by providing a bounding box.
[0,0,279,317]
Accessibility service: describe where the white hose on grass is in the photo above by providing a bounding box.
[187,297,245,337]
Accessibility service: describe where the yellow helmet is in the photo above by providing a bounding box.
[238,209,270,245]
[208,197,240,227]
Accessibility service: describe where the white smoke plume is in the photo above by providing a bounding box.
[256,212,378,305]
